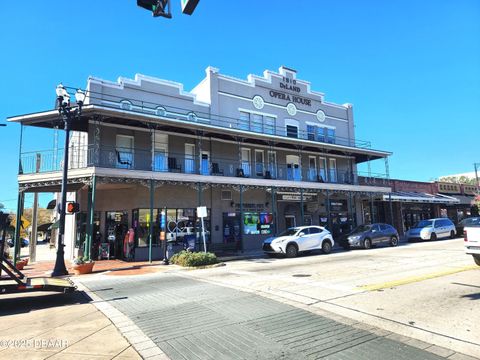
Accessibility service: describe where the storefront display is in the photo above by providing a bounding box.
[243,212,274,235]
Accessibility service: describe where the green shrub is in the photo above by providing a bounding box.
[170,250,218,267]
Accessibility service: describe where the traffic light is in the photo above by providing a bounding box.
[137,0,172,18]
[181,0,199,15]
[66,202,80,214]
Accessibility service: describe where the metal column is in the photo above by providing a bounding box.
[13,191,24,265]
[87,175,97,261]
[240,185,244,252]
[388,193,394,226]
[326,190,332,231]
[85,184,92,260]
[149,179,154,263]
[271,187,277,235]
[369,194,375,224]
[30,191,38,263]
[349,191,355,229]
[300,188,304,226]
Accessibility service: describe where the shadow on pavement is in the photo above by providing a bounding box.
[0,291,92,316]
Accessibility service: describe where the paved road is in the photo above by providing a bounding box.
[82,273,449,360]
[79,237,479,359]
[178,238,479,358]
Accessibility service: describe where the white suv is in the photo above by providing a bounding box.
[406,218,456,242]
[262,226,334,258]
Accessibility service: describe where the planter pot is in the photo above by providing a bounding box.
[72,262,95,275]
[16,261,25,270]
[23,258,29,265]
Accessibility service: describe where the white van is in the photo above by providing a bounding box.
[405,218,456,241]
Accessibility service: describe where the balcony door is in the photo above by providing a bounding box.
[153,132,168,171]
[268,151,277,179]
[308,156,317,181]
[185,144,195,174]
[241,148,251,177]
[200,151,210,175]
[329,158,337,183]
[255,150,264,177]
[116,135,134,169]
[286,155,301,181]
[319,157,327,182]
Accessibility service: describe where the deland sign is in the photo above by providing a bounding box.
[268,76,312,106]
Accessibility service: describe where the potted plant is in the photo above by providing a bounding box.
[15,258,26,270]
[72,256,95,275]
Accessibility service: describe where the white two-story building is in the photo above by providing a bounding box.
[10,66,391,261]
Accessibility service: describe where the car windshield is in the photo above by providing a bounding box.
[278,228,300,236]
[461,217,480,226]
[352,225,371,233]
[414,220,433,228]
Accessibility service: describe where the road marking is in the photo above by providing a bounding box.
[358,265,479,291]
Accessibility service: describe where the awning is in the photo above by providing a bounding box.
[37,223,53,232]
[449,195,475,206]
[48,220,60,230]
[383,191,459,204]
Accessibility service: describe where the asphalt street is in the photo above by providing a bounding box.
[79,237,479,359]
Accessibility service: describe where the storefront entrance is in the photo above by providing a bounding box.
[105,211,128,259]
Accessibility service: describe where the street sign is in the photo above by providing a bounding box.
[181,0,199,15]
[197,206,207,218]
[196,206,207,252]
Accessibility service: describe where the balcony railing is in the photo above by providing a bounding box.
[20,145,389,187]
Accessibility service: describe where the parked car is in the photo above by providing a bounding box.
[456,217,480,236]
[463,217,480,266]
[405,218,456,242]
[339,223,399,250]
[262,226,334,258]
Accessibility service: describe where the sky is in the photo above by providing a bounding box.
[0,0,479,212]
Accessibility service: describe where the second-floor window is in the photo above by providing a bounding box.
[238,111,276,134]
[306,125,336,144]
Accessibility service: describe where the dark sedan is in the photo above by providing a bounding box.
[456,217,480,236]
[339,223,399,250]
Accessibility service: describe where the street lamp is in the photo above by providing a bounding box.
[52,84,85,277]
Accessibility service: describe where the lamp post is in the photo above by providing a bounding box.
[52,84,85,277]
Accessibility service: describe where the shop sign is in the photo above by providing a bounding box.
[281,193,316,202]
[329,200,347,211]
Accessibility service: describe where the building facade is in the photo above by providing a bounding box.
[10,66,392,260]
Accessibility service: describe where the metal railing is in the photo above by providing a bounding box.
[20,145,388,186]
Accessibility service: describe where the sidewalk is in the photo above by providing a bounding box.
[16,259,166,278]
[0,290,141,359]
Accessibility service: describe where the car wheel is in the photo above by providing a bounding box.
[430,233,437,241]
[286,244,298,258]
[390,236,398,247]
[322,240,332,254]
[450,230,456,239]
[363,238,372,249]
[473,255,480,266]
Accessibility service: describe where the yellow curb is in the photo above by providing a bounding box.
[358,265,479,291]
